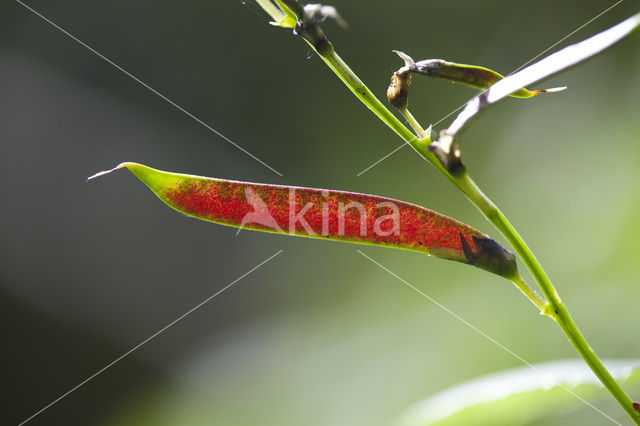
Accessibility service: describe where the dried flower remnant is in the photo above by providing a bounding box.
[303,4,348,29]
[429,131,464,176]
[387,71,412,109]
[272,1,349,55]
[387,51,430,140]
[460,234,518,279]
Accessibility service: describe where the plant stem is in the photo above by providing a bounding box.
[314,45,418,143]
[400,107,429,141]
[396,109,546,315]
[302,28,640,426]
[263,2,640,419]
[310,44,471,191]
[455,172,561,303]
[509,274,549,315]
[456,172,640,424]
[310,44,547,311]
[556,302,640,424]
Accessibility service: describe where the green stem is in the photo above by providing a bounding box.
[509,274,549,315]
[398,107,546,314]
[310,42,472,193]
[255,0,286,21]
[302,25,640,426]
[259,1,639,419]
[456,172,640,424]
[311,44,549,313]
[556,302,640,424]
[400,107,429,141]
[313,44,417,143]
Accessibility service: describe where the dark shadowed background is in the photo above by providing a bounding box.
[2,1,639,425]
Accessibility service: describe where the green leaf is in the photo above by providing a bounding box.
[89,162,518,278]
[398,359,640,426]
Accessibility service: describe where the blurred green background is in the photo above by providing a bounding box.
[1,0,639,425]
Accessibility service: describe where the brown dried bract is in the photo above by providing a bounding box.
[387,71,411,109]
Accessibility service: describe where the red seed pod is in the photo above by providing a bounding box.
[89,162,518,278]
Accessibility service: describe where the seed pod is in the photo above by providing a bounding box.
[89,162,519,278]
[393,51,566,98]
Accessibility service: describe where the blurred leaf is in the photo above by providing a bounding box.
[89,162,518,277]
[398,359,640,426]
